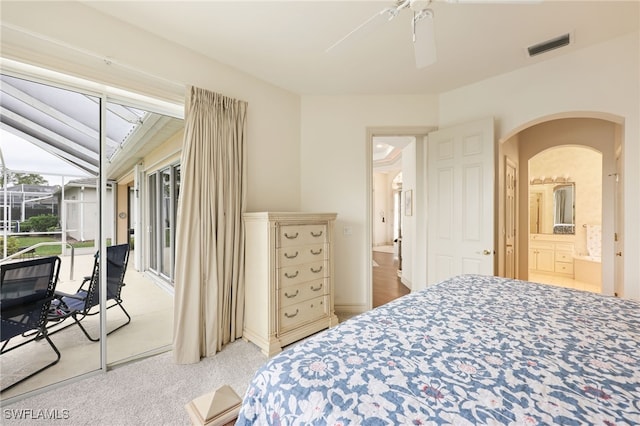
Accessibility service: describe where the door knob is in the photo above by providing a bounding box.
[616,252,622,257]
[483,249,493,256]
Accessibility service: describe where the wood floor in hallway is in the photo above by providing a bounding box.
[373,250,410,308]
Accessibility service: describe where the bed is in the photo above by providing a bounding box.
[236,274,640,425]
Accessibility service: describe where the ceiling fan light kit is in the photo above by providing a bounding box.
[327,0,545,69]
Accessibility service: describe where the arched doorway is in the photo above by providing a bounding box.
[499,114,623,297]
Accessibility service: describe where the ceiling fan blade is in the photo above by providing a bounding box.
[413,11,437,68]
[326,7,395,53]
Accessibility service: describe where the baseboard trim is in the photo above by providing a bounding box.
[400,276,412,290]
[335,304,367,315]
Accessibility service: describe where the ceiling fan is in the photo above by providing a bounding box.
[326,0,437,69]
[326,0,539,69]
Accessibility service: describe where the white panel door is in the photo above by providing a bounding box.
[427,118,494,285]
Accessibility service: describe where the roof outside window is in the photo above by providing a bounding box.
[0,74,148,177]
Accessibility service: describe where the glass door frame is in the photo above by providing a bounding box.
[0,60,183,404]
[147,163,180,284]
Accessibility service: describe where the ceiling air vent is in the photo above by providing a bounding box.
[527,33,571,57]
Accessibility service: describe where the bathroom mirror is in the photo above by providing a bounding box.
[552,184,575,233]
[529,182,575,234]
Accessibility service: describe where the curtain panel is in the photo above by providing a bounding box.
[173,86,247,364]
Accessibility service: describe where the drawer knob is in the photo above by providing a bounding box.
[284,251,299,259]
[310,248,323,255]
[284,232,299,239]
[284,309,299,319]
[310,283,323,292]
[311,231,323,237]
[310,266,323,273]
[284,289,299,299]
[284,270,299,279]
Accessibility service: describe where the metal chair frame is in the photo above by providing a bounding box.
[47,244,131,342]
[1,256,62,393]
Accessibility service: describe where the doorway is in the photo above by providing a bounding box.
[367,120,494,308]
[371,136,412,307]
[502,116,621,297]
[147,164,180,283]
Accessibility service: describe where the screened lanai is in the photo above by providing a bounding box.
[0,73,184,257]
[0,72,183,400]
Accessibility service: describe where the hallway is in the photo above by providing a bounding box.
[373,249,410,308]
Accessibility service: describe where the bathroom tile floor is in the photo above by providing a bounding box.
[528,272,601,294]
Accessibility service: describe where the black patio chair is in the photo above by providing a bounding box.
[48,244,131,342]
[1,256,62,392]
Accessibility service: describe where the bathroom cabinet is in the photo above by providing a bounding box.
[529,242,554,273]
[529,235,574,277]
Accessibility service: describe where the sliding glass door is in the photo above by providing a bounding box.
[1,70,182,401]
[148,164,180,283]
[0,73,103,399]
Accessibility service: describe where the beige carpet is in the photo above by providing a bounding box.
[2,340,267,426]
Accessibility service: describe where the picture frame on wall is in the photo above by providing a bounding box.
[404,190,412,216]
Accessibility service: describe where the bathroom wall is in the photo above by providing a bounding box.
[529,146,603,256]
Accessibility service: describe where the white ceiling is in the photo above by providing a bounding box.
[81,0,639,96]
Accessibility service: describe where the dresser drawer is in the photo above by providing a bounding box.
[279,295,328,332]
[243,212,337,356]
[279,279,328,308]
[278,244,327,268]
[555,250,573,262]
[278,224,328,248]
[555,261,574,275]
[279,260,327,287]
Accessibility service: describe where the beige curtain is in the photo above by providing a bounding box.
[173,86,247,364]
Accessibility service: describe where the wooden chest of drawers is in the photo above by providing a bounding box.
[242,212,338,356]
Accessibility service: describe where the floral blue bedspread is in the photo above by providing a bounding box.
[236,274,640,425]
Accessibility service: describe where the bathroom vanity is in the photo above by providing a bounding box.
[529,234,575,277]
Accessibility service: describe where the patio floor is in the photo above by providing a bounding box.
[1,251,174,400]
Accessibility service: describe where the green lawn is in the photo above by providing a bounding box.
[14,236,107,256]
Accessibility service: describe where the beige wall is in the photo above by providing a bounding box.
[529,146,602,256]
[440,33,639,300]
[143,130,183,174]
[0,0,302,213]
[300,95,438,311]
[116,182,129,245]
[1,2,638,304]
